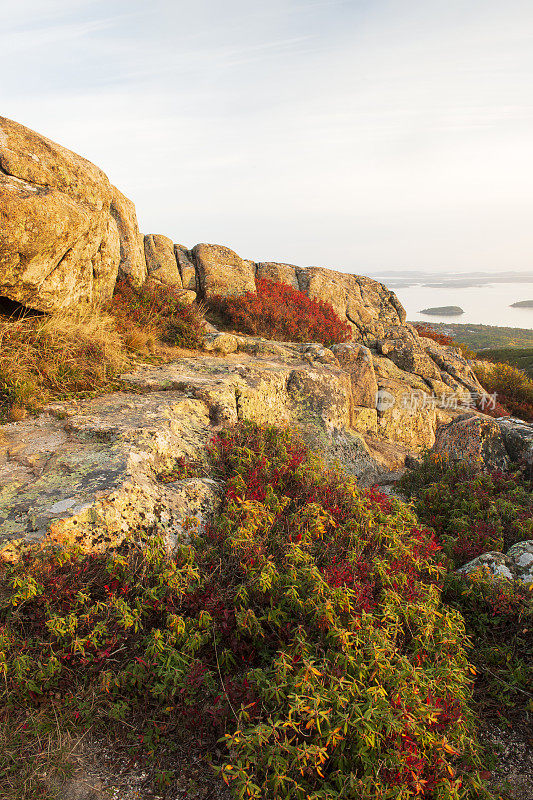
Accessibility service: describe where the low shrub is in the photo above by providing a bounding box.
[442,573,532,725]
[210,278,351,346]
[399,453,533,568]
[474,361,533,422]
[399,454,533,726]
[106,279,206,350]
[0,424,489,800]
[0,309,126,421]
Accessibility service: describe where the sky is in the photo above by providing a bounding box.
[1,0,532,274]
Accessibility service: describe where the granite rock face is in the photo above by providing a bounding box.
[497,418,533,465]
[110,187,147,286]
[458,540,533,587]
[432,413,509,470]
[0,334,492,560]
[144,234,183,288]
[0,390,219,559]
[0,116,145,311]
[192,243,256,299]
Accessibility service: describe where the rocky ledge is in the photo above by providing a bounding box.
[1,114,531,569]
[2,330,532,563]
[0,337,442,559]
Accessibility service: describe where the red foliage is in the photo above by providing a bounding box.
[475,397,510,418]
[209,278,351,346]
[494,394,533,422]
[108,278,206,349]
[451,521,501,563]
[413,323,456,347]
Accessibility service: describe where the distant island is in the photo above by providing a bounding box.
[420,305,464,317]
[510,300,533,308]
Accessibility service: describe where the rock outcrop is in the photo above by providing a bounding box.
[0,115,508,562]
[458,541,533,587]
[0,342,403,559]
[432,413,510,471]
[0,116,146,311]
[497,417,533,464]
[0,329,500,560]
[144,233,183,288]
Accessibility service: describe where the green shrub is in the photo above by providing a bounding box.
[399,453,533,726]
[398,453,533,567]
[0,424,489,800]
[474,361,533,422]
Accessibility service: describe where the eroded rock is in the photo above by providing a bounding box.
[432,413,509,470]
[144,234,183,288]
[498,418,533,464]
[0,116,144,311]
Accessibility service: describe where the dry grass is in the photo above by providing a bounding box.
[0,281,208,420]
[0,309,127,420]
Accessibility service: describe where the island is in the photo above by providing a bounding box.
[419,305,464,316]
[510,300,533,308]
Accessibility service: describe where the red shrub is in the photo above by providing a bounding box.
[473,397,510,418]
[209,278,351,346]
[413,323,455,347]
[494,394,533,422]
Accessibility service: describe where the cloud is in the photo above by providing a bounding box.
[1,0,532,271]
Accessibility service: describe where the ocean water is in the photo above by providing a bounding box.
[393,282,533,328]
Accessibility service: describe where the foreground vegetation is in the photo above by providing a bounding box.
[399,454,533,730]
[0,281,206,421]
[0,423,492,800]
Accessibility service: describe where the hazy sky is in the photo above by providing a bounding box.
[1,0,532,273]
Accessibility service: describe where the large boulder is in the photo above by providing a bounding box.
[110,187,147,286]
[192,243,256,299]
[497,418,533,464]
[144,234,183,288]
[297,267,406,336]
[432,413,509,470]
[0,116,145,311]
[256,261,300,290]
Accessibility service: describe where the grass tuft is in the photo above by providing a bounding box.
[0,280,207,420]
[0,309,126,420]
